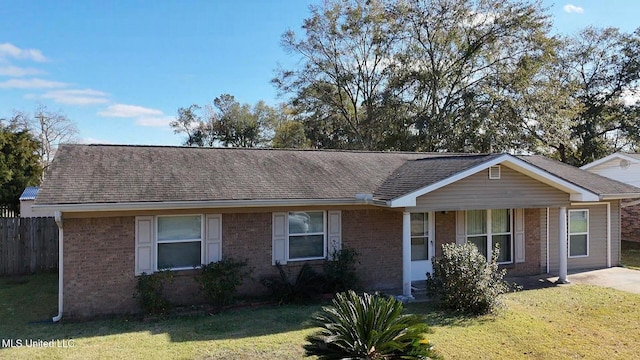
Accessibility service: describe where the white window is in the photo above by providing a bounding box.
[569,209,589,257]
[156,215,203,270]
[466,209,512,264]
[410,213,430,261]
[288,211,326,260]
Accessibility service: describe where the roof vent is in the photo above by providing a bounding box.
[489,165,501,180]
[620,159,630,169]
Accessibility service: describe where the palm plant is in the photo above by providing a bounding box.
[304,291,440,359]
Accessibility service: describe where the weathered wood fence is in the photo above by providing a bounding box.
[0,217,59,275]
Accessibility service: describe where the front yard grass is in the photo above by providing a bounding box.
[2,273,640,359]
[622,240,640,269]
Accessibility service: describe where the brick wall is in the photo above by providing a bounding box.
[342,209,403,290]
[63,217,137,318]
[504,208,542,276]
[621,200,640,242]
[434,211,456,257]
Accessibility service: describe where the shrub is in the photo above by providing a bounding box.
[196,258,251,309]
[304,290,441,359]
[259,263,324,304]
[323,247,360,293]
[426,242,511,315]
[135,270,174,316]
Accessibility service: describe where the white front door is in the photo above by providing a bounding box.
[410,212,435,281]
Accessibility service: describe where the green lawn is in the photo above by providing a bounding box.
[2,273,640,359]
[622,240,640,269]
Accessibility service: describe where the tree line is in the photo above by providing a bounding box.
[0,106,77,214]
[171,0,640,167]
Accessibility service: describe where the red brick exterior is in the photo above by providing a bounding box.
[342,209,403,290]
[621,200,640,242]
[502,208,543,276]
[62,207,544,318]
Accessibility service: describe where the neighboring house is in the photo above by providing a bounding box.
[582,153,640,242]
[19,187,56,218]
[34,144,640,320]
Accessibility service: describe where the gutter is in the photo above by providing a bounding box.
[600,193,640,200]
[32,198,389,213]
[53,211,63,322]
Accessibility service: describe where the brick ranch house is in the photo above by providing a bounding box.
[582,153,640,243]
[34,144,640,320]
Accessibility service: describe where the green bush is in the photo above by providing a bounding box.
[196,258,251,309]
[134,270,174,316]
[304,290,441,359]
[260,263,324,304]
[426,242,511,315]
[323,247,360,293]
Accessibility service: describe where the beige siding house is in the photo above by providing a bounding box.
[34,145,640,319]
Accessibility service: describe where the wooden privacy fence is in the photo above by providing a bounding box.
[0,217,59,275]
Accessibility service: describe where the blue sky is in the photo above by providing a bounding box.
[1,1,638,146]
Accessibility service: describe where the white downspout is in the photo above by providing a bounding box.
[53,211,63,322]
[607,202,611,268]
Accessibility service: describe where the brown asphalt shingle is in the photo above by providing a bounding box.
[34,145,640,206]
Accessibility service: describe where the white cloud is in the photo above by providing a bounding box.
[135,116,174,127]
[98,103,172,127]
[98,104,164,118]
[0,65,44,77]
[563,4,584,14]
[0,43,47,62]
[0,78,67,89]
[42,88,110,105]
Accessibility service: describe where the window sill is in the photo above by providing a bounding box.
[568,255,589,259]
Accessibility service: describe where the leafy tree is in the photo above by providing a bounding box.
[544,27,640,166]
[391,0,554,152]
[0,122,43,213]
[274,0,402,150]
[171,95,282,147]
[272,120,310,148]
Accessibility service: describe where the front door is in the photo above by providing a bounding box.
[410,212,434,281]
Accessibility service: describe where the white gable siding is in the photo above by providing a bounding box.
[587,158,640,187]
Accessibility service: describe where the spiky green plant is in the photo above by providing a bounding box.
[304,291,440,359]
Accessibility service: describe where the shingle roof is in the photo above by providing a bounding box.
[518,155,640,195]
[34,144,640,206]
[19,186,39,201]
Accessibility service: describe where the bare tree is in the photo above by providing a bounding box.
[11,105,79,168]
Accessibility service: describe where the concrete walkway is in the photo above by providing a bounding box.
[510,267,640,294]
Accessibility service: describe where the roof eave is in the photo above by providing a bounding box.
[32,198,390,213]
[599,193,640,200]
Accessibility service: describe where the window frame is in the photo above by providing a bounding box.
[287,210,327,261]
[465,209,513,265]
[155,214,204,271]
[568,209,589,258]
[410,212,430,261]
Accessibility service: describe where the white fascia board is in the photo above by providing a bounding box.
[32,198,377,213]
[580,153,640,170]
[388,154,600,207]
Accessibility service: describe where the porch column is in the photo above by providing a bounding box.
[558,206,569,283]
[402,212,412,297]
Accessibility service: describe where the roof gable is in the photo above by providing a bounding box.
[581,153,640,170]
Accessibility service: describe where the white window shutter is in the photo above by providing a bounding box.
[327,210,342,260]
[515,208,526,263]
[135,216,155,275]
[455,211,466,245]
[205,214,222,265]
[272,212,287,265]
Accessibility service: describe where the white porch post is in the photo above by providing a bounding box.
[558,206,569,283]
[402,212,413,297]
